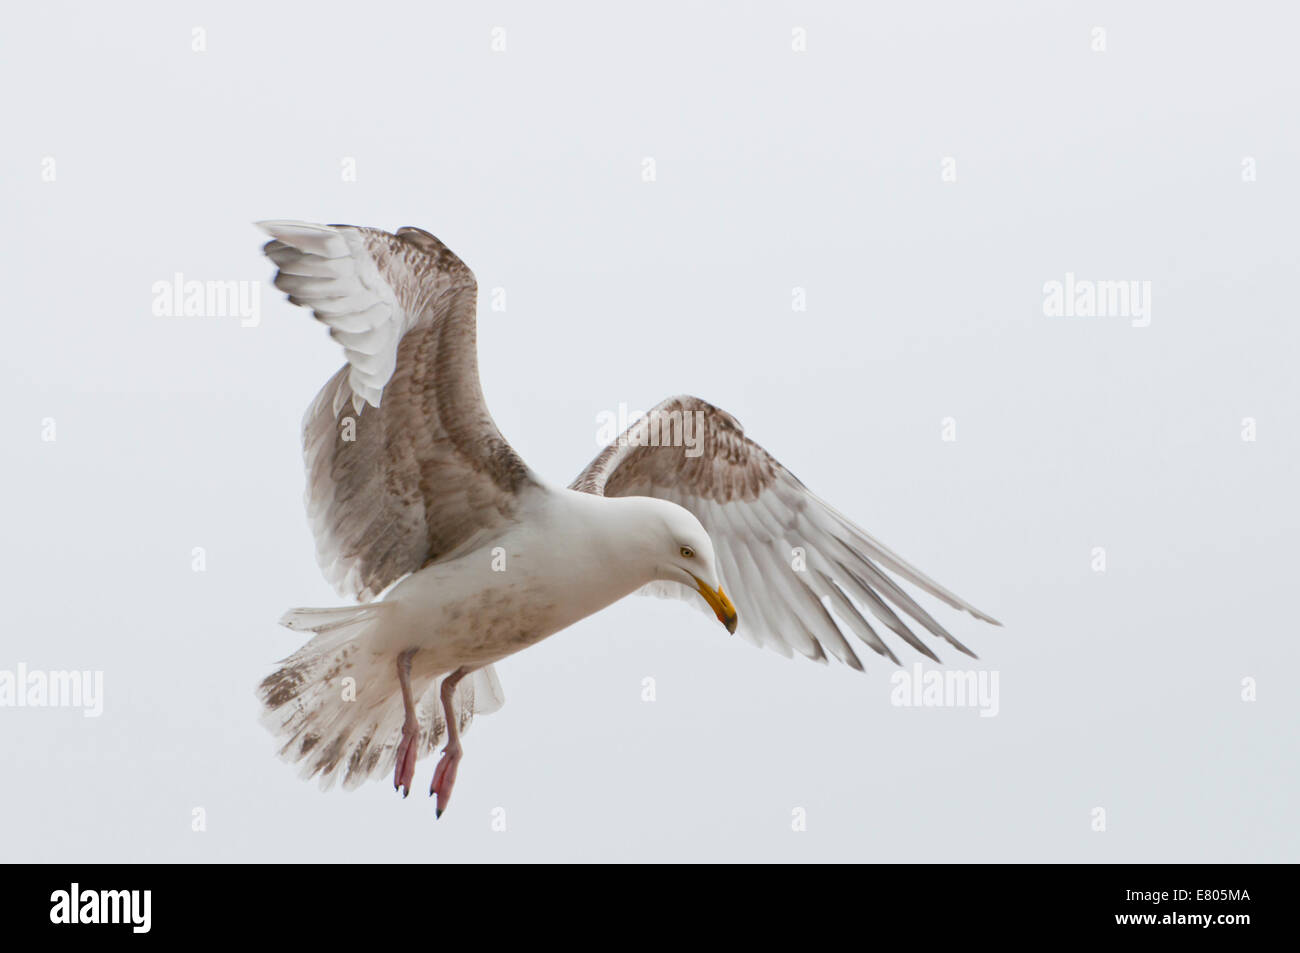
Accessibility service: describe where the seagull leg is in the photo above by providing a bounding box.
[429,665,474,817]
[393,648,419,798]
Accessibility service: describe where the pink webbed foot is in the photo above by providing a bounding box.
[429,741,463,818]
[393,719,419,798]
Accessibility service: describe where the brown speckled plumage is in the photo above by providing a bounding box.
[256,221,999,799]
[571,395,1000,670]
[271,224,537,602]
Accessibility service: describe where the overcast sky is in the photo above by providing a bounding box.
[3,1,1297,862]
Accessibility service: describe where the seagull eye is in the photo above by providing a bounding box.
[680,546,695,558]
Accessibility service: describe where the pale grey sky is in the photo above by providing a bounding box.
[2,1,1297,862]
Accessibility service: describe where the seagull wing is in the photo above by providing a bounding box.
[571,395,999,669]
[259,221,536,602]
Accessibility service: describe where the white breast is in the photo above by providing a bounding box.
[373,485,651,672]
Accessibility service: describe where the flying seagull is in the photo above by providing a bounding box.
[256,220,1000,815]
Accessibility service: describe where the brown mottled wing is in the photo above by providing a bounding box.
[571,395,999,668]
[259,221,536,601]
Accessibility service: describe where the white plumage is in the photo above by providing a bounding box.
[255,220,999,812]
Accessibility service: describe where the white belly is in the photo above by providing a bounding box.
[358,486,655,677]
[379,560,551,671]
[374,522,639,674]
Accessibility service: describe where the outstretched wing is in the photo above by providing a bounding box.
[259,221,537,602]
[571,395,999,669]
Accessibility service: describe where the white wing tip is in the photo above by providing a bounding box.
[255,220,349,257]
[276,609,306,629]
[256,218,330,234]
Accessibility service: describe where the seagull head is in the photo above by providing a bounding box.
[638,499,738,634]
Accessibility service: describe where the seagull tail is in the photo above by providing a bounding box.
[258,604,505,792]
[258,604,396,791]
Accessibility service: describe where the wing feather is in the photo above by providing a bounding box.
[259,221,537,601]
[571,395,998,669]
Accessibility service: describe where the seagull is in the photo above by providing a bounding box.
[256,220,1000,815]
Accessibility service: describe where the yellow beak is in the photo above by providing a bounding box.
[693,576,738,634]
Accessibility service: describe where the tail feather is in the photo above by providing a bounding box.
[277,604,385,633]
[259,604,504,791]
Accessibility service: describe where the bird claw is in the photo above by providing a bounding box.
[393,720,419,799]
[428,742,462,818]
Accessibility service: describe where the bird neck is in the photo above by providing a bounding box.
[545,489,664,595]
